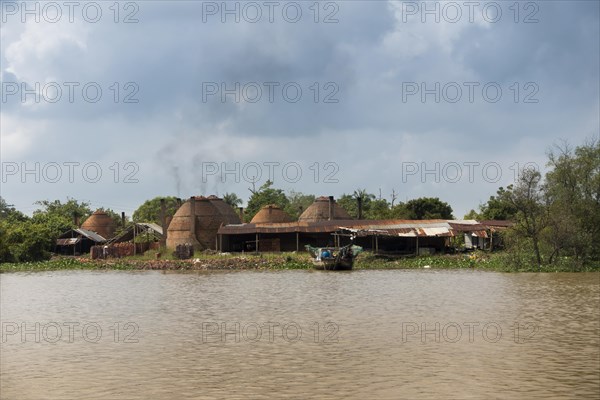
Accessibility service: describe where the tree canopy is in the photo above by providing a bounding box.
[404,197,454,219]
[132,196,180,225]
[244,181,290,222]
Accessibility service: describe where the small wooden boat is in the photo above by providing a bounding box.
[306,244,362,271]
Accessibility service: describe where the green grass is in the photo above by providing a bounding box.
[0,257,136,272]
[354,251,600,272]
[1,251,598,273]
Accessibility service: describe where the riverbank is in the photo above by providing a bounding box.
[1,251,598,273]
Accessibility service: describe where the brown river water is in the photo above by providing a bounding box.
[1,270,599,399]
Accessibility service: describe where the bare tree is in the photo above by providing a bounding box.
[390,189,398,207]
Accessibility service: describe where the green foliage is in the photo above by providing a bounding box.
[0,197,28,222]
[367,198,392,219]
[337,190,377,219]
[0,220,14,262]
[0,257,136,272]
[2,220,53,262]
[245,181,290,222]
[490,138,600,269]
[0,197,92,263]
[33,198,92,225]
[337,194,359,218]
[497,168,546,268]
[388,203,412,219]
[463,209,481,220]
[132,196,179,224]
[478,187,519,220]
[30,198,93,242]
[337,192,452,220]
[544,138,600,262]
[284,190,315,220]
[404,197,454,219]
[222,192,243,208]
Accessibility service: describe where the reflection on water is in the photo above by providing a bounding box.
[1,270,599,399]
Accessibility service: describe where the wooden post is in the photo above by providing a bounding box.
[189,197,196,243]
[159,199,167,247]
[296,232,299,252]
[375,234,379,254]
[255,233,259,253]
[416,236,419,256]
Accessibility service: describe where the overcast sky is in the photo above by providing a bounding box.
[1,0,599,218]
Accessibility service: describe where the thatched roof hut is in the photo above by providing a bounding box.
[298,196,352,222]
[80,210,116,239]
[251,204,292,224]
[166,196,241,250]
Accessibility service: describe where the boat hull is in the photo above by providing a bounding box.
[312,258,353,271]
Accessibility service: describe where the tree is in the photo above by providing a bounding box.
[31,198,92,238]
[336,191,375,219]
[463,209,480,220]
[544,138,600,262]
[337,194,358,218]
[0,198,70,263]
[222,192,243,208]
[404,197,453,219]
[390,189,398,207]
[389,202,412,219]
[132,196,180,225]
[498,168,547,268]
[3,220,53,262]
[245,181,290,222]
[0,219,13,262]
[478,187,518,220]
[366,198,391,219]
[284,191,315,220]
[353,189,375,219]
[0,197,27,222]
[33,198,92,225]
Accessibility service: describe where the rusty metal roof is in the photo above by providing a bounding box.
[217,219,488,237]
[448,221,488,232]
[479,220,514,229]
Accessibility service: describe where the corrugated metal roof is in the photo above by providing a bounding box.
[108,223,164,243]
[479,220,514,229]
[421,227,452,236]
[470,230,489,238]
[57,228,106,244]
[75,228,106,242]
[56,238,80,246]
[452,219,480,225]
[448,222,489,232]
[137,222,163,235]
[218,219,474,237]
[217,218,503,239]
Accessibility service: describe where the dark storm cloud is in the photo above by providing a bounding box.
[1,0,598,216]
